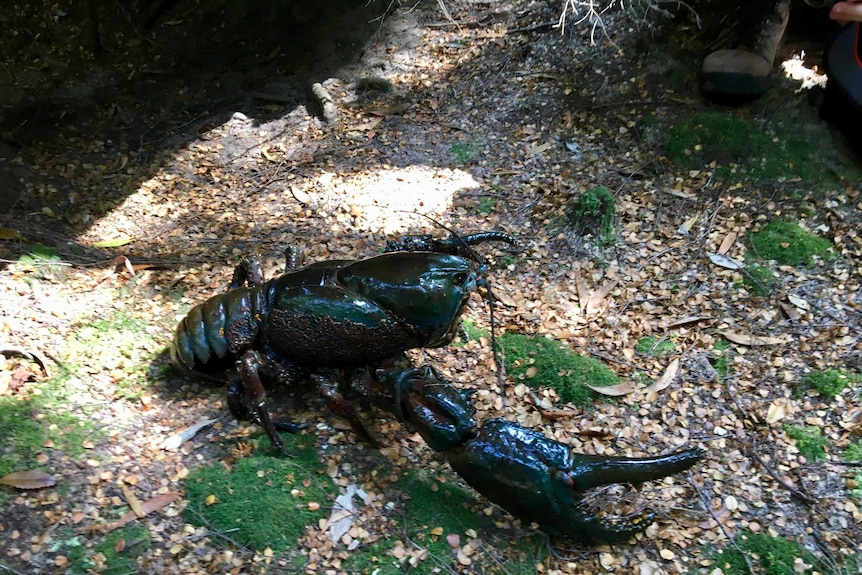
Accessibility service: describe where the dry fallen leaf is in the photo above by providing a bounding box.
[529,393,581,419]
[718,330,791,346]
[678,215,697,236]
[92,236,135,248]
[766,398,789,424]
[290,185,312,205]
[0,227,25,241]
[0,469,57,489]
[161,418,217,450]
[122,483,145,518]
[106,492,180,532]
[109,255,136,276]
[663,315,711,329]
[528,140,554,155]
[718,231,738,255]
[787,294,810,311]
[575,273,590,315]
[329,484,366,545]
[369,102,411,116]
[707,252,744,270]
[351,117,383,132]
[662,187,696,199]
[842,406,862,432]
[585,380,637,396]
[644,358,680,402]
[586,280,617,314]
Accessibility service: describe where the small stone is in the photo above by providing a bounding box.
[724,495,738,511]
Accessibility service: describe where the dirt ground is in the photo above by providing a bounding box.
[1,0,861,573]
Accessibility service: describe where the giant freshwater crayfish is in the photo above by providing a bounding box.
[170,230,703,543]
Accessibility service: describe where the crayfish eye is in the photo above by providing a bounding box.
[453,272,468,285]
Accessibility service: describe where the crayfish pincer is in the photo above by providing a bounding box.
[170,231,515,452]
[377,366,703,544]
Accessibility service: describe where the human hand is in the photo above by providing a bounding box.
[830,1,862,25]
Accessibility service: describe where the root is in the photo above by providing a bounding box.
[557,0,701,44]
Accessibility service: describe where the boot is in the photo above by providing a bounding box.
[702,0,791,102]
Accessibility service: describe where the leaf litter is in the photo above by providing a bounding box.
[0,0,861,573]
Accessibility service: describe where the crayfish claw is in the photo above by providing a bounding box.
[229,255,266,289]
[378,366,703,544]
[566,447,705,493]
[584,510,658,545]
[443,419,702,544]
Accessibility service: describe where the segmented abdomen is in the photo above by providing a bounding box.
[170,285,265,370]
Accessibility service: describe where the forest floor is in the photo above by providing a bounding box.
[1,0,861,573]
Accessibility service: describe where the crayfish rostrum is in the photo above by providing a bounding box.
[170,230,703,544]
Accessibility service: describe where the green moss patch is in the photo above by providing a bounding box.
[317,469,484,574]
[45,524,150,574]
[741,263,777,296]
[747,221,835,266]
[501,332,618,406]
[185,435,541,572]
[68,312,160,400]
[635,335,676,356]
[794,369,860,399]
[784,425,829,462]
[845,439,862,462]
[567,186,615,244]
[185,434,334,553]
[710,530,819,575]
[15,244,68,281]
[0,371,95,507]
[663,109,861,186]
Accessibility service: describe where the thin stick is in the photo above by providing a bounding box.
[689,471,757,575]
[750,437,815,505]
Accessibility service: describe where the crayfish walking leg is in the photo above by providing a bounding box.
[226,350,306,454]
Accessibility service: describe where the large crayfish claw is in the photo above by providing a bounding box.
[378,365,703,545]
[445,420,703,544]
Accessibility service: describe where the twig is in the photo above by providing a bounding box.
[435,0,461,33]
[184,506,256,552]
[588,349,638,369]
[689,471,757,575]
[722,377,816,504]
[750,436,815,505]
[0,348,50,377]
[508,21,557,34]
[0,563,26,575]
